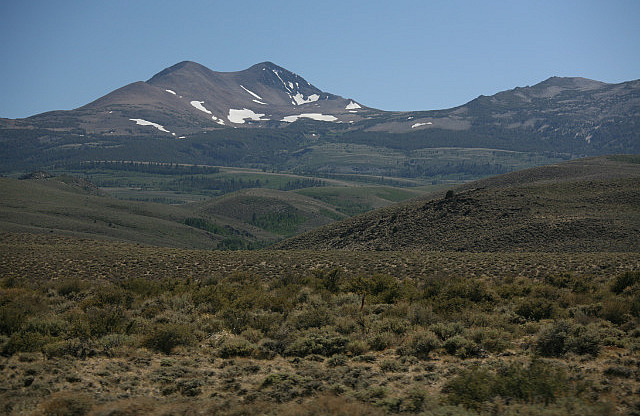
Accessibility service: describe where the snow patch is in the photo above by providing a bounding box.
[281,113,338,123]
[253,99,267,105]
[349,111,358,113]
[240,85,263,100]
[228,108,269,124]
[165,89,177,95]
[411,122,433,128]
[190,100,212,115]
[210,114,225,125]
[130,118,171,133]
[346,101,361,110]
[272,70,289,91]
[292,93,320,105]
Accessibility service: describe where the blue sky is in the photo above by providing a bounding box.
[1,0,639,118]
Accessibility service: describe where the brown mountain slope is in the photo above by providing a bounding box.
[275,156,640,252]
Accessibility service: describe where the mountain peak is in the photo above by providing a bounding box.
[533,76,608,91]
[147,61,214,83]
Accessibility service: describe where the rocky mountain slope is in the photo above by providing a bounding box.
[276,156,640,252]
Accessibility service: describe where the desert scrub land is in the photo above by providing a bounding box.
[1,233,640,414]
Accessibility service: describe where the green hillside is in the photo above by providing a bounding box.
[0,169,431,249]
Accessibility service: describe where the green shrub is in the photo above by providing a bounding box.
[444,279,494,303]
[469,328,511,353]
[610,271,640,294]
[379,359,402,372]
[631,293,640,318]
[346,339,369,356]
[443,366,494,410]
[120,278,163,298]
[326,354,348,367]
[399,330,441,359]
[88,284,133,308]
[217,335,256,358]
[290,304,333,330]
[492,359,568,405]
[443,335,482,358]
[0,288,44,335]
[535,321,572,357]
[430,322,465,341]
[566,325,601,356]
[86,306,126,337]
[312,268,343,293]
[346,274,402,304]
[515,298,556,321]
[600,299,630,325]
[407,303,436,326]
[43,338,93,358]
[536,321,601,357]
[98,333,133,354]
[285,329,348,357]
[55,278,87,297]
[444,360,568,410]
[2,330,48,355]
[142,323,196,354]
[260,372,316,403]
[367,332,394,351]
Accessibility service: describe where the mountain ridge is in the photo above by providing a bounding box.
[1,61,638,176]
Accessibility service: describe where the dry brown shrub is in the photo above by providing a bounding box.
[89,397,156,416]
[39,391,94,416]
[280,394,384,416]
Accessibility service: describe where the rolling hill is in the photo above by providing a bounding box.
[276,155,640,252]
[0,171,429,249]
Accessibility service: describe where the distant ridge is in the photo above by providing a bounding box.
[1,61,638,175]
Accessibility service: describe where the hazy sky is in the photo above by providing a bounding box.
[1,0,639,118]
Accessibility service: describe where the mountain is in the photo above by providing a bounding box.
[1,61,639,176]
[275,156,640,252]
[6,61,365,137]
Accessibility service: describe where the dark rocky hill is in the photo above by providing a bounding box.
[275,156,640,252]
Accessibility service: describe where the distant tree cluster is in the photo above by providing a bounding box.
[278,178,326,191]
[76,161,220,175]
[164,176,264,195]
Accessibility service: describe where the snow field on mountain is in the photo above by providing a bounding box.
[281,113,338,123]
[292,93,320,105]
[240,85,263,100]
[129,118,171,133]
[228,108,269,124]
[190,101,212,114]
